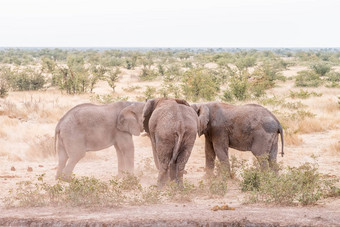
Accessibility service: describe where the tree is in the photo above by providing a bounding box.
[90,65,107,92]
[106,67,121,92]
[181,68,220,102]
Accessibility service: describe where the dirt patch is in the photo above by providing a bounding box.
[1,203,339,226]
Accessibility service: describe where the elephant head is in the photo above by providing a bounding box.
[142,98,190,133]
[191,103,210,136]
[117,102,145,136]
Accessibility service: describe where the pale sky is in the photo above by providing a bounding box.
[0,0,339,47]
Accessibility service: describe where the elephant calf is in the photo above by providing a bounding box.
[55,101,145,180]
[143,98,199,187]
[192,102,284,176]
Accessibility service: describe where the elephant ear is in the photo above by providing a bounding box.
[197,104,210,137]
[174,98,190,106]
[117,104,141,136]
[142,99,156,134]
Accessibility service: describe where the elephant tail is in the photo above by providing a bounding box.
[278,124,284,157]
[170,133,183,165]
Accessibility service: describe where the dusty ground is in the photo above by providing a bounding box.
[0,65,340,226]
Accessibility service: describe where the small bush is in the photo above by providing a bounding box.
[181,68,220,102]
[122,85,141,92]
[139,67,158,81]
[249,64,282,98]
[0,79,9,98]
[326,71,340,88]
[158,83,181,99]
[106,67,120,92]
[311,63,331,76]
[295,70,322,87]
[226,74,249,101]
[222,90,234,102]
[259,96,285,106]
[289,89,322,99]
[144,86,157,99]
[281,101,306,110]
[241,162,338,205]
[91,94,128,104]
[0,67,11,98]
[164,181,197,202]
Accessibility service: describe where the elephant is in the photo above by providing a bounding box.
[54,101,145,180]
[143,98,199,187]
[191,102,284,176]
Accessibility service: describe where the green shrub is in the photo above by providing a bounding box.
[158,83,181,99]
[90,65,107,92]
[10,69,46,91]
[311,63,331,76]
[326,71,340,88]
[289,89,322,99]
[235,56,256,70]
[281,101,306,110]
[143,86,157,100]
[52,56,90,94]
[227,74,249,101]
[139,67,158,81]
[122,85,142,92]
[222,90,234,102]
[295,70,322,87]
[106,67,121,92]
[91,94,128,104]
[249,65,283,98]
[164,181,196,202]
[181,68,220,102]
[241,162,338,205]
[0,67,10,98]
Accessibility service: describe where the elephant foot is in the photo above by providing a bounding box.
[204,168,215,179]
[56,173,72,182]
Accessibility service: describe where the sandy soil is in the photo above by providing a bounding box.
[0,65,339,226]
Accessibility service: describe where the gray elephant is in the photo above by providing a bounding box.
[55,101,145,180]
[143,98,198,187]
[191,102,284,176]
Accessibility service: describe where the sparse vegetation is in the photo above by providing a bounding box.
[241,162,339,205]
[295,70,322,87]
[289,89,322,99]
[181,68,220,101]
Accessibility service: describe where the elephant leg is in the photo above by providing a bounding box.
[269,135,279,172]
[155,140,171,188]
[113,144,126,176]
[212,136,231,176]
[158,162,169,188]
[251,134,273,171]
[116,133,134,174]
[150,135,160,170]
[205,136,216,176]
[175,142,194,186]
[61,150,86,181]
[55,140,68,180]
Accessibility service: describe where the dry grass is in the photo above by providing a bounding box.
[297,118,325,134]
[284,132,303,146]
[328,141,340,155]
[298,116,340,134]
[27,134,55,160]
